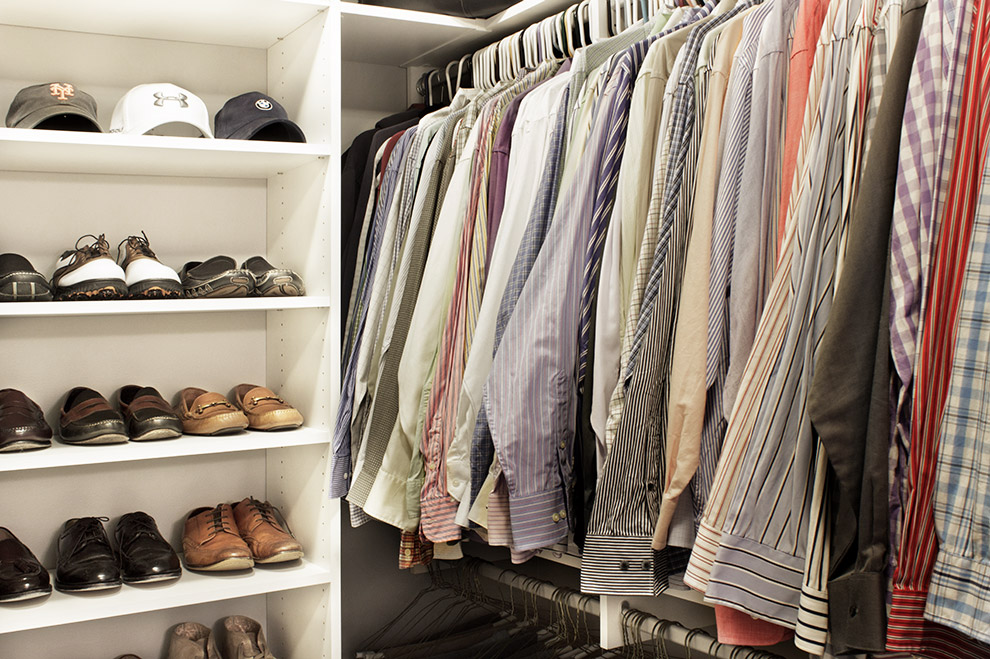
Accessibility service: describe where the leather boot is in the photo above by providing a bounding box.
[167,622,221,659]
[221,616,276,659]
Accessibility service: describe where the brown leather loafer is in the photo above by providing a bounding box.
[174,388,248,436]
[231,384,303,431]
[0,388,52,452]
[182,504,253,571]
[233,497,303,564]
[59,387,128,445]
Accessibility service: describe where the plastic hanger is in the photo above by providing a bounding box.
[445,61,457,99]
[564,5,577,56]
[577,1,590,47]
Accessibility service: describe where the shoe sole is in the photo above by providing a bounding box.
[0,587,52,602]
[185,557,254,571]
[183,271,254,299]
[0,273,53,302]
[247,409,304,432]
[255,550,304,564]
[56,278,128,301]
[130,427,182,442]
[0,438,52,452]
[128,279,183,299]
[54,580,122,592]
[122,571,182,584]
[60,432,129,445]
[253,272,305,297]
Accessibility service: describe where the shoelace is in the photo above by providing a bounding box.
[117,514,159,548]
[247,498,294,536]
[116,230,156,264]
[209,506,234,537]
[59,234,111,265]
[66,517,110,555]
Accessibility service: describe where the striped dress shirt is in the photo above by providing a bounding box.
[581,0,754,598]
[685,0,843,602]
[705,0,860,642]
[484,47,645,553]
[419,62,561,542]
[889,2,990,656]
[332,128,416,498]
[887,0,971,583]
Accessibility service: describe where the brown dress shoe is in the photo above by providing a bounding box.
[166,621,221,659]
[231,384,303,431]
[0,388,52,452]
[174,388,248,436]
[221,616,277,659]
[182,505,253,571]
[232,497,303,564]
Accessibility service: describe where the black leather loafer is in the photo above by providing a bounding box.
[0,253,53,302]
[117,385,183,442]
[180,257,254,298]
[55,517,121,592]
[0,388,52,452]
[241,256,305,297]
[59,387,128,445]
[114,512,181,584]
[0,527,51,602]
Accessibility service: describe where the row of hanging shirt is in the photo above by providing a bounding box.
[334,0,990,655]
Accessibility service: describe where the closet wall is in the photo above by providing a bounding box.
[0,2,339,658]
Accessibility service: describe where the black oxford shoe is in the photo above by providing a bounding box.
[55,517,121,592]
[114,511,181,584]
[0,527,51,602]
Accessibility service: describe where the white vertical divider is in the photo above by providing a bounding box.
[265,4,339,658]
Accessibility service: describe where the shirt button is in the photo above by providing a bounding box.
[642,560,652,571]
[849,605,858,618]
[559,441,566,449]
[559,511,567,519]
[344,472,350,479]
[403,549,412,557]
[552,513,561,523]
[619,561,630,571]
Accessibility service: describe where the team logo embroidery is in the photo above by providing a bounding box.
[49,83,74,101]
[255,99,273,111]
[153,92,189,108]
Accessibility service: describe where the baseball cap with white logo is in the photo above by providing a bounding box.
[109,83,213,138]
[214,92,305,142]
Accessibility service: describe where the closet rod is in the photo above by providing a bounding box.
[463,559,784,659]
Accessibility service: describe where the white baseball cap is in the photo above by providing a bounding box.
[110,83,213,137]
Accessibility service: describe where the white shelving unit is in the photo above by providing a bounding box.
[0,0,340,657]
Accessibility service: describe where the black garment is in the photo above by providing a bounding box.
[358,0,517,18]
[573,284,600,549]
[341,113,423,340]
[806,0,927,652]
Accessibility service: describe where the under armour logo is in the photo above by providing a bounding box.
[153,92,189,108]
[255,99,273,111]
[49,83,74,101]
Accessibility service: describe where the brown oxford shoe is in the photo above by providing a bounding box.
[182,504,253,571]
[232,497,303,564]
[231,384,303,431]
[174,388,248,436]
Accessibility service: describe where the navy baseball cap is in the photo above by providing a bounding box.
[214,92,305,142]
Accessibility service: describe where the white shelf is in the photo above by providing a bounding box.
[0,559,332,634]
[340,0,575,67]
[0,0,330,49]
[0,428,329,473]
[0,296,331,318]
[0,128,331,179]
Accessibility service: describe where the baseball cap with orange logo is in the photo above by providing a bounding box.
[6,82,102,132]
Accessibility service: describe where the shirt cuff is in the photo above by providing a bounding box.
[926,548,990,646]
[683,519,721,592]
[420,495,462,543]
[360,467,418,532]
[329,448,352,498]
[827,571,887,653]
[508,489,569,552]
[580,535,669,595]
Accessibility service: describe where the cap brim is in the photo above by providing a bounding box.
[221,116,306,142]
[15,105,102,132]
[122,117,213,138]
